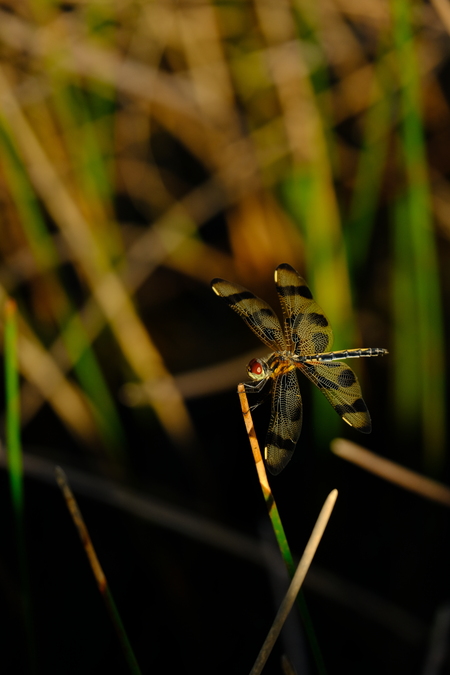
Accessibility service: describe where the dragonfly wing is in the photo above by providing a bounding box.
[300,361,371,432]
[265,369,302,474]
[275,263,333,355]
[211,278,286,351]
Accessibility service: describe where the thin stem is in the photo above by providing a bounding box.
[249,490,338,675]
[238,384,328,675]
[55,466,142,675]
[4,299,36,672]
[331,439,450,507]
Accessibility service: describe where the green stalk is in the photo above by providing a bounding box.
[391,0,446,474]
[238,385,327,675]
[4,299,36,671]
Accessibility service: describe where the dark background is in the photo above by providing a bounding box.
[0,2,449,674]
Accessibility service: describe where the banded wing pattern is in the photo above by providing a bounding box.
[211,279,285,352]
[274,264,371,435]
[300,362,371,433]
[211,263,387,474]
[275,263,333,355]
[265,369,302,474]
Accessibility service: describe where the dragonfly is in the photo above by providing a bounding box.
[211,263,388,475]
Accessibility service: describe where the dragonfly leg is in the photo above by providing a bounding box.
[242,378,268,394]
[241,378,271,410]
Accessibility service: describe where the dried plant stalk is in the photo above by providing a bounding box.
[249,489,338,675]
[331,438,450,507]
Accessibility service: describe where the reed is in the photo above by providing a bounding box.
[0,1,448,672]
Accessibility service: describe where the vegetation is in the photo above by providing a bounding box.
[0,1,449,673]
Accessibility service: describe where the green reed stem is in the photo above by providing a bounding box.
[391,0,446,474]
[238,385,328,675]
[4,299,36,671]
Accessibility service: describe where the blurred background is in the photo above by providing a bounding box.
[0,0,449,673]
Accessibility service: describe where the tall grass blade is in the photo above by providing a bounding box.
[391,0,446,474]
[4,299,36,671]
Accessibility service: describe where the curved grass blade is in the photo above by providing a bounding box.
[55,466,142,675]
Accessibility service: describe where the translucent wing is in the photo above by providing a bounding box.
[265,369,302,474]
[275,263,333,355]
[211,278,286,352]
[300,361,371,432]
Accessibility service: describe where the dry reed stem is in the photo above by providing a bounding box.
[430,0,450,36]
[280,654,297,675]
[16,329,99,446]
[55,466,107,592]
[55,466,142,674]
[331,438,450,507]
[237,383,271,494]
[177,2,241,136]
[249,490,338,675]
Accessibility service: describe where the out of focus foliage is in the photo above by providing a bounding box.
[0,1,449,673]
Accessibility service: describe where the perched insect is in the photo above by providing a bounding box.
[211,263,388,474]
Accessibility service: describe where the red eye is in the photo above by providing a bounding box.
[248,358,263,375]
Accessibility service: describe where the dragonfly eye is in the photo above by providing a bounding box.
[247,358,265,380]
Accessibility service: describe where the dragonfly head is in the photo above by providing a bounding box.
[247,358,268,381]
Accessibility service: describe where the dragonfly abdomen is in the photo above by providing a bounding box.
[298,347,388,363]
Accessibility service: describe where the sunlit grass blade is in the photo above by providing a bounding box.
[331,438,450,507]
[4,299,36,671]
[238,384,328,675]
[391,0,446,474]
[249,489,338,675]
[55,466,142,675]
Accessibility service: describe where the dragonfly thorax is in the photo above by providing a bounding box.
[247,352,295,380]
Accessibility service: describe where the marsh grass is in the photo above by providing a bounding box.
[0,1,449,673]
